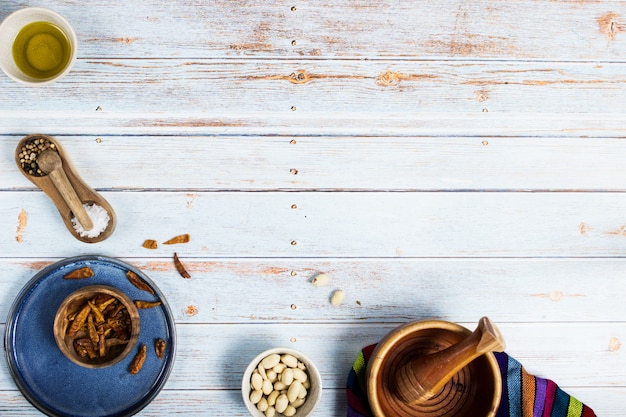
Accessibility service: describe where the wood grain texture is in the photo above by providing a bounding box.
[1,0,625,60]
[1,322,625,391]
[1,0,625,415]
[7,135,626,191]
[1,258,625,325]
[0,59,624,136]
[1,322,624,414]
[5,191,626,257]
[2,388,626,417]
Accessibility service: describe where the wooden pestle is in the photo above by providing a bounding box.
[37,149,94,231]
[394,317,506,405]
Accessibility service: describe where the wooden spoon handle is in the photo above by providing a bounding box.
[394,317,505,405]
[47,166,94,231]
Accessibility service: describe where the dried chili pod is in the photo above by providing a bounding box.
[88,300,105,324]
[63,266,94,280]
[155,339,166,360]
[134,300,162,309]
[67,304,91,337]
[106,338,129,348]
[87,314,99,345]
[162,234,190,245]
[96,296,117,312]
[129,344,147,375]
[75,344,89,358]
[174,252,191,279]
[142,239,158,249]
[126,270,155,294]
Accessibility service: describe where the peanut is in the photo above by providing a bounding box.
[311,272,329,287]
[330,289,345,306]
[250,352,312,414]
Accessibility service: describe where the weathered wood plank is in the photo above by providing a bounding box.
[7,135,626,191]
[1,0,624,60]
[3,191,626,257]
[3,112,625,137]
[1,323,624,412]
[1,258,625,324]
[1,388,626,417]
[0,60,625,136]
[1,59,624,136]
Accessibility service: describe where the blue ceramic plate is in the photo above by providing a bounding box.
[4,255,176,417]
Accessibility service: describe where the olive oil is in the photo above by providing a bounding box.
[12,21,71,79]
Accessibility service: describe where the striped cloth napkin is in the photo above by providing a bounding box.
[347,345,597,417]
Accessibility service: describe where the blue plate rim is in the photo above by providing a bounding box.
[4,254,177,417]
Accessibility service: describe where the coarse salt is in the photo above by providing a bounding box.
[72,203,110,238]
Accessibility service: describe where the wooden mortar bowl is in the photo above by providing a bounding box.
[53,285,140,368]
[367,320,501,417]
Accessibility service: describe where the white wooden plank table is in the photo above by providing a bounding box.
[1,1,626,415]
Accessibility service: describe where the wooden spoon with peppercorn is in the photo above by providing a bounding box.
[15,134,117,243]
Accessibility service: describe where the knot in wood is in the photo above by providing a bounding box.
[289,70,310,84]
[376,70,401,86]
[598,12,622,41]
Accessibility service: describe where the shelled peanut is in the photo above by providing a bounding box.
[250,353,310,417]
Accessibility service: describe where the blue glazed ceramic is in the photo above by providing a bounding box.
[4,255,176,417]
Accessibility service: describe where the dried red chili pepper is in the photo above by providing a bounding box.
[63,266,94,280]
[134,300,162,309]
[129,344,147,375]
[142,239,158,249]
[126,270,155,294]
[155,339,166,360]
[173,252,191,278]
[162,234,190,245]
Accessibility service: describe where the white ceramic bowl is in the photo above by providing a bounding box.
[0,7,77,85]
[242,348,322,417]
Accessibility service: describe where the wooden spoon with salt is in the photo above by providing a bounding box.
[15,134,117,243]
[37,149,94,232]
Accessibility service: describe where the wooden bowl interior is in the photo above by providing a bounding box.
[367,321,501,417]
[53,285,140,368]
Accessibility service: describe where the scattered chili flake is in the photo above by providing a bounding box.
[134,300,162,309]
[155,339,166,359]
[162,234,190,245]
[63,266,94,280]
[129,344,147,375]
[142,239,158,249]
[126,270,155,294]
[174,252,191,279]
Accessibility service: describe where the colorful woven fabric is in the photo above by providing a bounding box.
[346,345,596,417]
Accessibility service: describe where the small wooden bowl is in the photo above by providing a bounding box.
[15,134,117,243]
[53,285,140,368]
[367,320,501,417]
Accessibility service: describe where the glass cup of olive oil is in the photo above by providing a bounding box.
[0,8,77,85]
